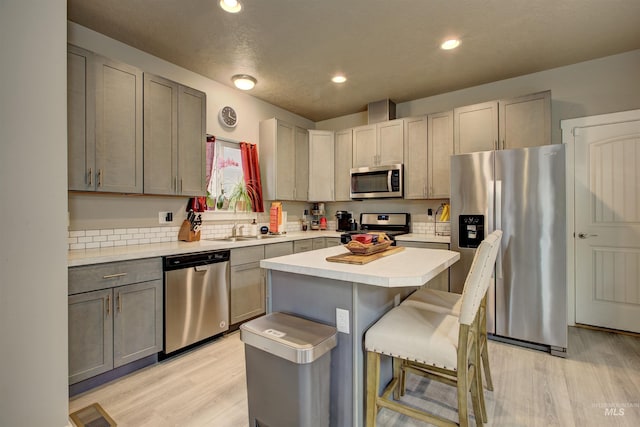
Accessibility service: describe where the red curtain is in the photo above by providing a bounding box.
[239,142,265,212]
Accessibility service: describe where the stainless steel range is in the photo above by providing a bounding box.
[339,213,411,244]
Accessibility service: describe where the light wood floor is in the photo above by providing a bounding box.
[70,327,640,426]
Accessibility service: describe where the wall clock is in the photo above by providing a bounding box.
[219,106,238,128]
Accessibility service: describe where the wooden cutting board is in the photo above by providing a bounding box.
[326,246,405,265]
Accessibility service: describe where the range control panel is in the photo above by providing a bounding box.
[459,215,485,248]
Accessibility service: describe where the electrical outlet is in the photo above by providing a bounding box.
[158,211,173,224]
[336,308,350,334]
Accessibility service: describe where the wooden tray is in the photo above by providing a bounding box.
[326,246,405,265]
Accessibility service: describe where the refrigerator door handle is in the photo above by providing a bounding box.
[495,180,503,279]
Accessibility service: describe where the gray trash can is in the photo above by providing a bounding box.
[240,312,337,427]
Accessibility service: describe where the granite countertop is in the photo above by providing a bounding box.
[68,231,450,267]
[260,246,459,288]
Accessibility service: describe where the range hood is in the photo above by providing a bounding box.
[367,99,396,124]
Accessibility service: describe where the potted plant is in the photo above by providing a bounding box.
[228,179,254,212]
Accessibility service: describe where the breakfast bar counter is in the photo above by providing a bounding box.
[260,246,459,427]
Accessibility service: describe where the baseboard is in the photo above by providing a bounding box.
[574,323,640,338]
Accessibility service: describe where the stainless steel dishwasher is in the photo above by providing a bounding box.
[163,250,230,354]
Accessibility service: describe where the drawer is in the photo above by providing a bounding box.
[231,245,265,266]
[325,237,341,247]
[264,241,293,259]
[293,239,313,253]
[69,257,162,295]
[312,238,326,250]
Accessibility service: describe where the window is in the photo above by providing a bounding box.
[206,138,244,211]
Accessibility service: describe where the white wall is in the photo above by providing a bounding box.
[0,1,69,426]
[316,49,640,142]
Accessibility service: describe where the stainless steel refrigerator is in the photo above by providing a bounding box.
[450,144,567,356]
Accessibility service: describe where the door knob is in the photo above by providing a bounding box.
[577,232,598,239]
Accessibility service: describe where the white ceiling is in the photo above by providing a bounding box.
[68,0,640,122]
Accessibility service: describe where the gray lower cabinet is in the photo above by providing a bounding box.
[264,241,294,258]
[312,237,327,250]
[293,239,314,253]
[68,258,163,385]
[396,241,450,291]
[325,237,341,247]
[67,44,144,193]
[68,288,113,384]
[230,246,266,325]
[113,280,163,367]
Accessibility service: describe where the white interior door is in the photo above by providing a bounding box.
[574,118,640,333]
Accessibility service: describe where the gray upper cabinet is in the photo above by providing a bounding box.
[294,126,310,201]
[67,45,95,191]
[428,111,454,198]
[334,129,353,201]
[498,91,551,149]
[94,54,144,193]
[403,116,428,199]
[68,45,205,195]
[308,130,335,201]
[260,118,309,201]
[352,124,377,167]
[454,91,552,154]
[143,74,178,195]
[352,119,404,167]
[67,45,143,193]
[404,112,453,199]
[143,74,206,196]
[454,101,498,154]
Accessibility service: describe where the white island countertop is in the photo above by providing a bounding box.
[260,245,459,288]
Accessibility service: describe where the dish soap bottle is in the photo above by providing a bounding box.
[250,219,258,236]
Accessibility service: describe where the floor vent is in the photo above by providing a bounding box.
[70,402,117,427]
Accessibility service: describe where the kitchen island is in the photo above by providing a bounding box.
[260,245,460,427]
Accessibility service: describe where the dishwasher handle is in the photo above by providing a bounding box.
[194,265,212,272]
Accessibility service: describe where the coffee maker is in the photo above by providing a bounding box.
[336,211,355,232]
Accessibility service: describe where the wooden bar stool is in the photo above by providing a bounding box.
[364,235,498,427]
[402,230,502,393]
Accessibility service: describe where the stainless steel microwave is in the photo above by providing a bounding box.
[350,164,403,199]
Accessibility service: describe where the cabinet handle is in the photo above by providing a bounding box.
[493,140,498,150]
[103,272,127,279]
[180,179,183,193]
[501,140,505,150]
[106,294,111,316]
[88,168,92,186]
[116,293,121,312]
[97,169,103,187]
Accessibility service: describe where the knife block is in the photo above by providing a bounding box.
[178,220,200,242]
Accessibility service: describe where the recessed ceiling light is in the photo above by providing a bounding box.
[232,74,257,90]
[331,75,347,84]
[441,39,461,50]
[220,0,242,13]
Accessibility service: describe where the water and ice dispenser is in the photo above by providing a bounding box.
[458,214,485,248]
